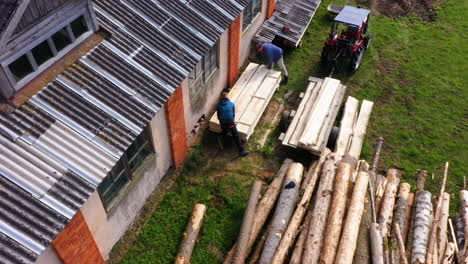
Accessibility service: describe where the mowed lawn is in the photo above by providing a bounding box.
[114,0,467,263]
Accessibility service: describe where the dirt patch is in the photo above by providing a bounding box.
[360,0,441,19]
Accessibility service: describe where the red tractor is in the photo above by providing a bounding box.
[320,5,372,75]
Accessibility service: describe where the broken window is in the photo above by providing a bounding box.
[189,44,218,101]
[8,55,34,81]
[98,126,154,209]
[70,15,88,38]
[31,40,54,66]
[52,27,72,52]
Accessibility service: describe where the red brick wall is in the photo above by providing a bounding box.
[52,210,104,264]
[228,15,241,87]
[267,0,276,18]
[165,85,188,168]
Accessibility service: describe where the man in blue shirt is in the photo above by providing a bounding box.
[217,90,249,157]
[257,43,289,84]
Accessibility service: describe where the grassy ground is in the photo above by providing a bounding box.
[115,0,467,263]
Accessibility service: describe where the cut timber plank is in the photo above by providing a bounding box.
[299,77,341,147]
[234,66,270,119]
[348,100,374,161]
[335,96,359,158]
[254,71,282,99]
[281,79,317,146]
[239,97,264,127]
[309,84,346,152]
[230,63,260,102]
[289,80,323,146]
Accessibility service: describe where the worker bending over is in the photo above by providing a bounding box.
[217,90,250,157]
[257,43,288,84]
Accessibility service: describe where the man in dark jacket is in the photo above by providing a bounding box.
[257,43,288,84]
[217,90,249,157]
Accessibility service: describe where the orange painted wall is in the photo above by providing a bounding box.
[267,0,276,18]
[228,15,241,87]
[165,85,188,168]
[52,210,104,264]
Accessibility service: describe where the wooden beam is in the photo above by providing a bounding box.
[0,0,31,49]
[348,100,374,161]
[335,96,359,157]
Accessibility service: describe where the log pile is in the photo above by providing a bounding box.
[209,63,281,140]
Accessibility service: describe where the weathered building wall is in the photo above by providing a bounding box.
[80,108,172,260]
[34,245,62,264]
[182,30,229,142]
[239,0,269,68]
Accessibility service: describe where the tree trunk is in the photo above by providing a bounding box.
[270,150,331,264]
[371,136,384,173]
[455,214,465,254]
[375,174,388,217]
[448,218,459,257]
[459,190,468,263]
[224,159,293,264]
[175,204,207,264]
[335,169,370,264]
[404,193,415,245]
[416,169,428,192]
[320,159,353,264]
[371,223,385,264]
[427,162,449,264]
[258,163,304,264]
[302,154,337,264]
[437,193,450,262]
[392,183,411,264]
[395,224,409,264]
[232,181,263,264]
[289,201,314,264]
[379,169,400,239]
[441,242,455,264]
[249,221,273,264]
[411,191,433,264]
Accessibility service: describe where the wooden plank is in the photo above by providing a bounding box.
[230,63,260,102]
[309,84,347,152]
[254,72,282,99]
[281,80,316,146]
[239,97,265,127]
[335,96,359,157]
[348,100,374,160]
[299,77,340,147]
[234,66,269,118]
[288,80,322,146]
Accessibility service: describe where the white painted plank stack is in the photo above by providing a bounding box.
[282,77,346,154]
[209,63,281,140]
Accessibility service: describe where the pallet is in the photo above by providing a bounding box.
[209,63,281,140]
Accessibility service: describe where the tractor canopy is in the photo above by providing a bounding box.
[333,6,370,27]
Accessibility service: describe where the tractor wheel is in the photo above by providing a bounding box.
[279,111,291,133]
[351,49,364,73]
[320,46,333,75]
[364,35,372,50]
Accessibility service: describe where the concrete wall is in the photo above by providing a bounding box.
[239,0,269,67]
[80,108,172,260]
[182,30,229,140]
[35,245,62,264]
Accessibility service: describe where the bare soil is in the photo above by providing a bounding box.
[361,0,441,19]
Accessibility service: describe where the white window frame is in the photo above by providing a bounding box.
[1,11,94,91]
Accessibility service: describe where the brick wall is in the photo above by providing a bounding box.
[52,210,104,264]
[227,15,241,87]
[267,0,276,18]
[165,85,188,168]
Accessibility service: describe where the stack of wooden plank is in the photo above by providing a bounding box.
[209,63,281,140]
[281,77,346,154]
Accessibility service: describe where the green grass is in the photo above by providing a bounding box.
[118,0,467,262]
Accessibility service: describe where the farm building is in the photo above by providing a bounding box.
[0,0,277,263]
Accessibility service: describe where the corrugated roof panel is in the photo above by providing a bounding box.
[212,0,243,17]
[95,0,198,72]
[188,0,232,29]
[83,45,170,108]
[45,172,94,212]
[0,175,68,252]
[61,61,155,130]
[0,232,37,264]
[33,81,137,153]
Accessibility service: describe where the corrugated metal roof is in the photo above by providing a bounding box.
[254,0,321,45]
[0,0,249,263]
[0,0,18,35]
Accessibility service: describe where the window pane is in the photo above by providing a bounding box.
[52,27,72,51]
[70,15,88,38]
[126,128,153,172]
[8,55,34,81]
[204,53,210,81]
[31,40,54,66]
[98,158,130,208]
[195,60,203,78]
[210,45,217,71]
